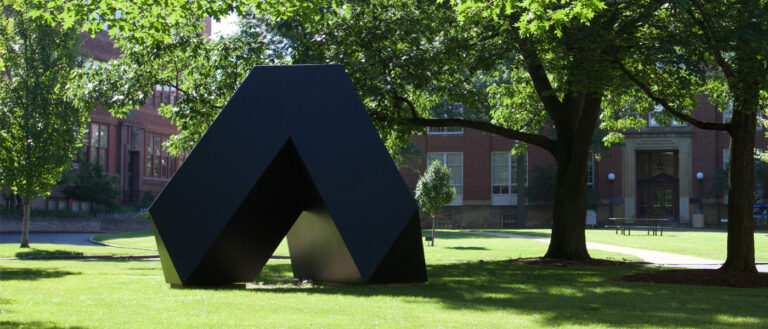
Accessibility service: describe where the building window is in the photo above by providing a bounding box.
[85,123,109,168]
[491,152,528,194]
[491,152,527,206]
[649,104,687,127]
[427,127,463,135]
[145,133,176,178]
[426,152,463,206]
[45,198,90,212]
[154,85,178,106]
[501,213,517,228]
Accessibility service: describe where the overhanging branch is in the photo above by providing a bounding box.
[387,94,556,153]
[407,117,557,153]
[617,62,730,131]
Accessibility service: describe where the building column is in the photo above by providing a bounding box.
[678,139,692,223]
[622,143,637,218]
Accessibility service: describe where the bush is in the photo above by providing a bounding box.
[137,190,156,209]
[60,161,120,212]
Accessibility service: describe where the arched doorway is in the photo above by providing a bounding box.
[636,151,679,220]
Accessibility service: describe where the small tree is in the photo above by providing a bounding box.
[415,160,455,247]
[61,161,120,214]
[0,3,90,248]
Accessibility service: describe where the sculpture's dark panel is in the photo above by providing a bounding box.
[149,65,427,286]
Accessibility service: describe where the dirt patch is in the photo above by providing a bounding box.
[507,257,645,267]
[619,269,768,289]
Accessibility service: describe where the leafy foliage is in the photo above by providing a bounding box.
[0,2,90,202]
[415,160,455,218]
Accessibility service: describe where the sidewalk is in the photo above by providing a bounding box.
[468,231,768,272]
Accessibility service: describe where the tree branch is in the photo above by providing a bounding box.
[407,117,557,153]
[687,0,736,80]
[507,19,562,123]
[617,62,730,131]
[389,94,557,153]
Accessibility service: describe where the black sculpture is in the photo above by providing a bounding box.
[149,65,427,286]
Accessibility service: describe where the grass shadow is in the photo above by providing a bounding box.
[253,261,768,328]
[420,231,510,240]
[13,249,83,259]
[0,267,79,281]
[445,246,489,251]
[0,321,88,329]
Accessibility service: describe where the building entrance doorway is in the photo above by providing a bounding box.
[636,151,679,220]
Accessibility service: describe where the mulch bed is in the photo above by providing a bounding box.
[506,257,646,267]
[619,269,768,289]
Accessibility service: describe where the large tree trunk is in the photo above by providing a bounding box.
[545,154,591,259]
[20,198,31,248]
[544,93,602,260]
[720,106,757,272]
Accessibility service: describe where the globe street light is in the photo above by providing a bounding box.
[696,172,704,212]
[608,173,616,218]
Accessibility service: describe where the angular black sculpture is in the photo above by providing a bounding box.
[149,65,427,286]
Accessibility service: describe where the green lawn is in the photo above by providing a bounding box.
[1,237,767,328]
[90,230,640,262]
[482,229,768,262]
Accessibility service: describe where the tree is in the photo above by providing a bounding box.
[617,0,768,272]
[53,0,663,260]
[263,0,661,260]
[415,160,455,246]
[0,2,90,248]
[60,160,120,213]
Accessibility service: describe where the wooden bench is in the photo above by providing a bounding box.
[608,218,668,236]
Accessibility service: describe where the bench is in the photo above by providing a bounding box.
[608,218,668,236]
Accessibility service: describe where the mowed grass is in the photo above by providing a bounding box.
[91,230,640,262]
[485,229,768,262]
[1,240,767,328]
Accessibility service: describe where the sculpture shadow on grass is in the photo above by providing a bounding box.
[254,261,767,329]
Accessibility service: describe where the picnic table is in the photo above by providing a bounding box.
[608,217,669,236]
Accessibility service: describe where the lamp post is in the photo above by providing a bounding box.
[608,173,616,218]
[696,172,704,212]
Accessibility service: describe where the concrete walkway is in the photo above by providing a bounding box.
[469,231,768,272]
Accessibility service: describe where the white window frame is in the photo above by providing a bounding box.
[649,104,687,127]
[427,127,464,135]
[491,152,527,206]
[427,152,463,206]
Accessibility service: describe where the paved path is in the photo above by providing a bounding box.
[469,231,768,272]
[0,232,99,246]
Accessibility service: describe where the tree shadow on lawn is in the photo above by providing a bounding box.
[0,267,79,281]
[445,246,488,251]
[421,231,511,240]
[256,261,768,328]
[14,249,83,259]
[0,321,88,329]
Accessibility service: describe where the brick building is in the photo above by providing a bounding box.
[401,97,768,229]
[35,23,211,212]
